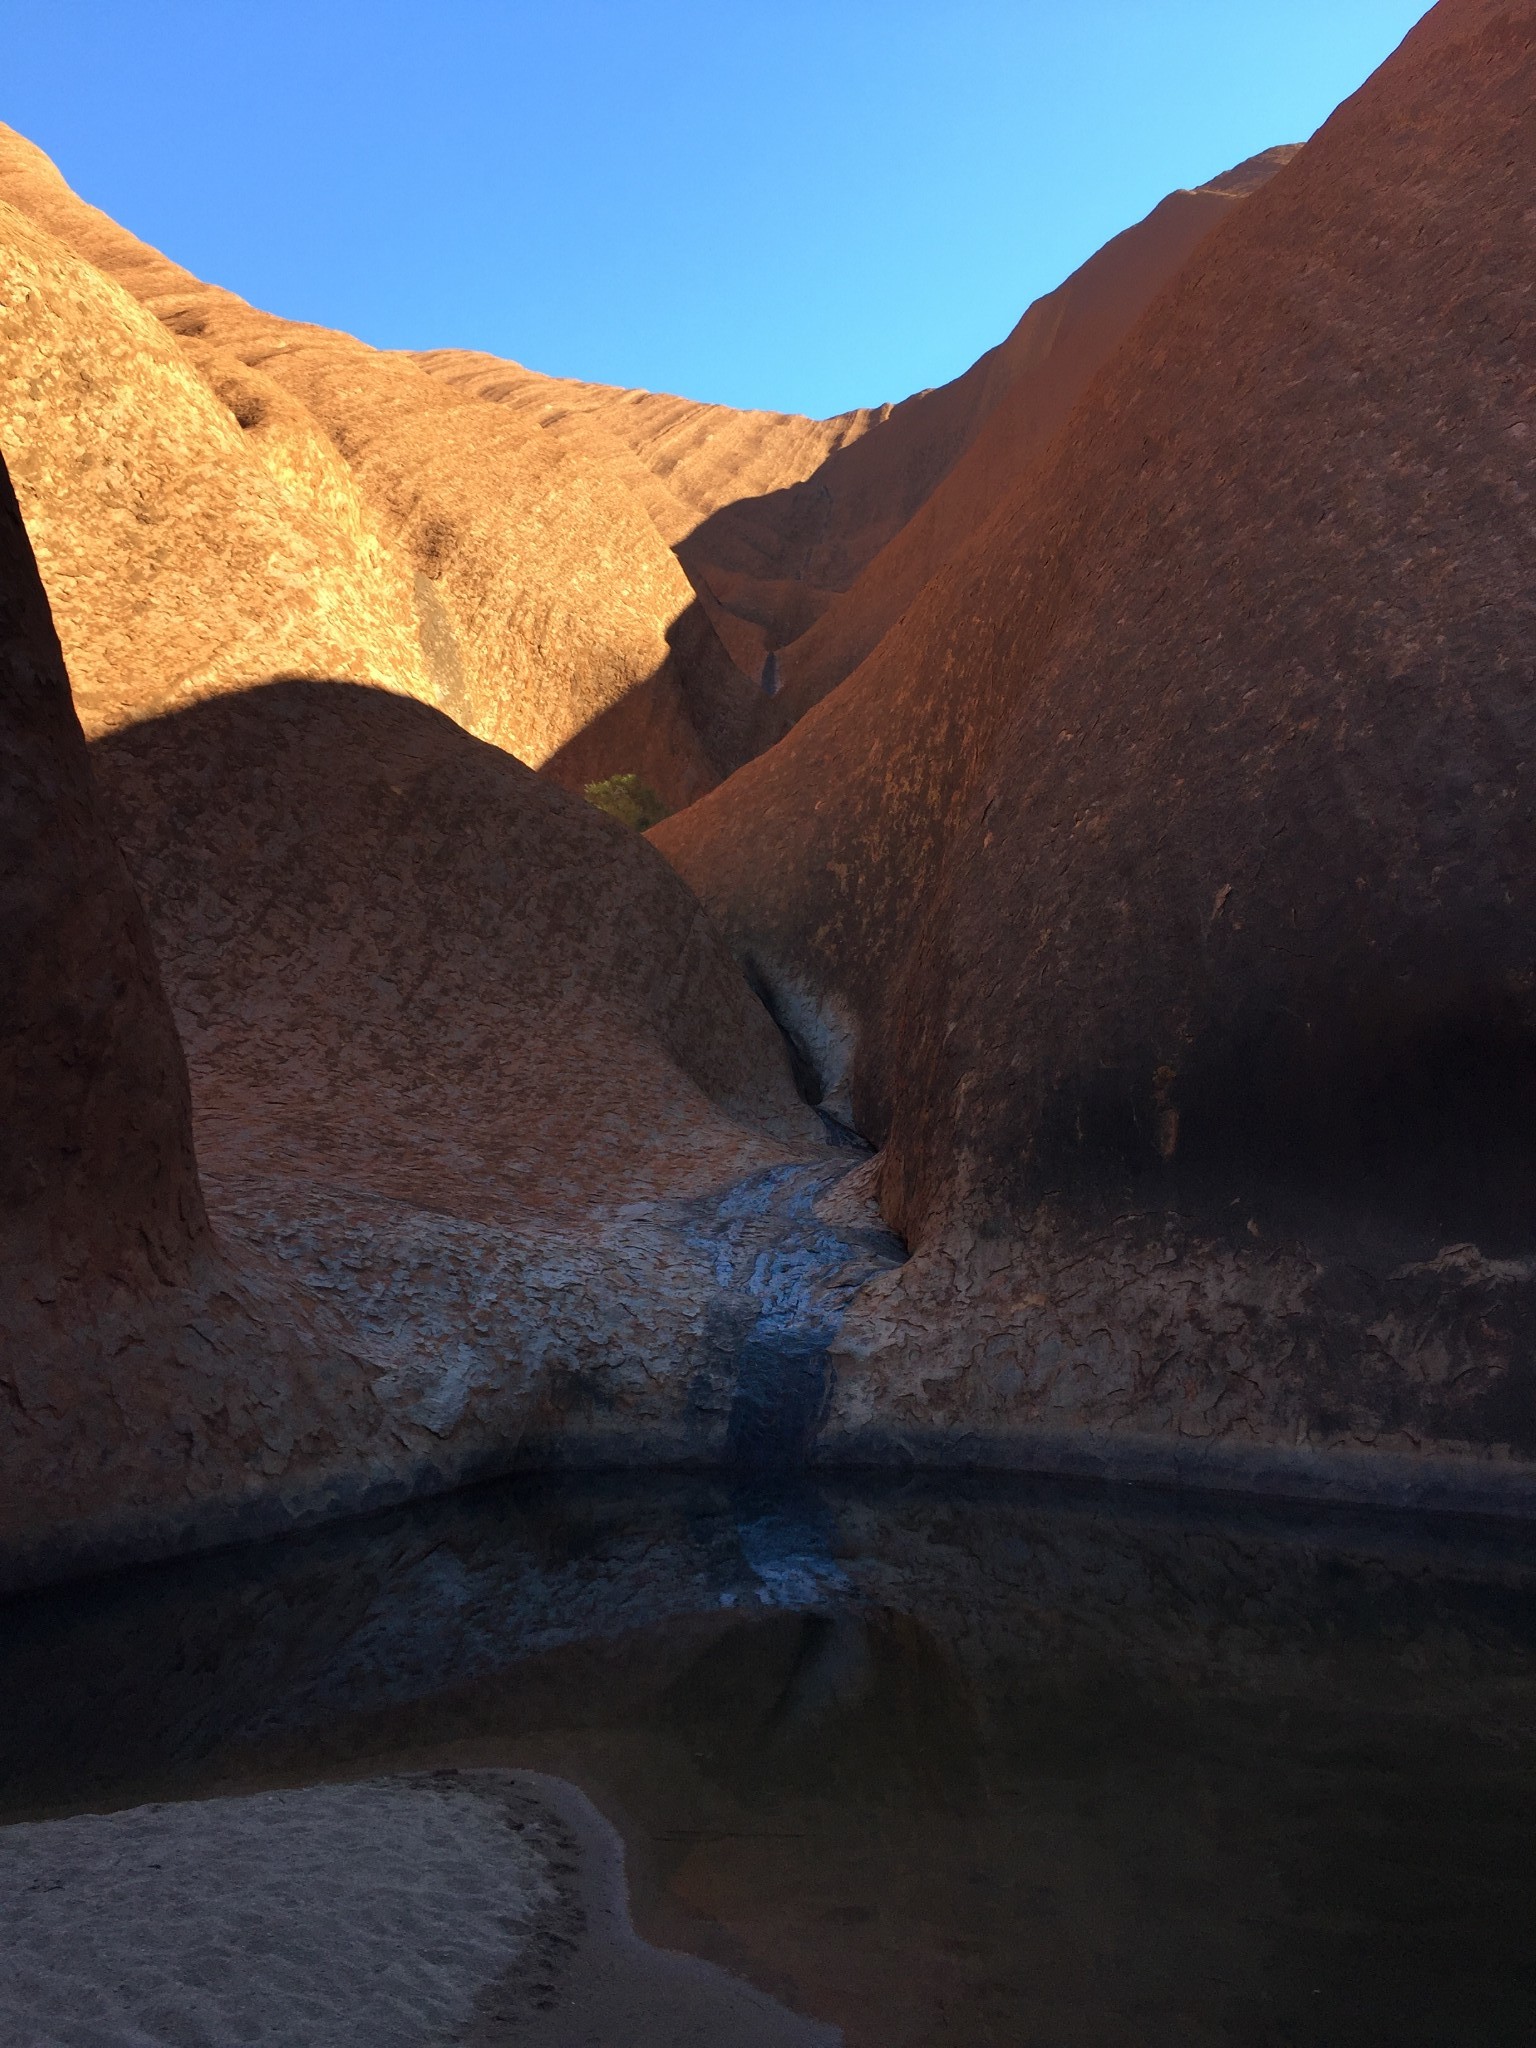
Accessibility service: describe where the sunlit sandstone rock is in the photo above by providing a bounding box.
[0,448,882,1591]
[417,150,1296,757]
[0,124,726,809]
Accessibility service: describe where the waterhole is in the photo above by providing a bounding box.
[2,1471,1533,2047]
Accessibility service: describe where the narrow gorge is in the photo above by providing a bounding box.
[4,3,1536,1594]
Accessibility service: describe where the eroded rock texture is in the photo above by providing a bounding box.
[657,0,1536,1500]
[0,118,920,1591]
[89,674,876,1468]
[418,148,1295,763]
[0,188,433,737]
[0,124,726,810]
[0,450,373,1583]
[3,0,1529,1594]
[764,148,1298,733]
[0,118,1287,808]
[0,447,897,1588]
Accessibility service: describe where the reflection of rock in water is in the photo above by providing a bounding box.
[660,1607,981,1805]
[3,1472,1533,2048]
[3,1471,1532,1821]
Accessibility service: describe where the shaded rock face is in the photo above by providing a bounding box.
[0,114,1288,813]
[4,0,1531,1593]
[765,149,1299,733]
[92,679,811,1206]
[419,150,1295,763]
[0,119,920,1592]
[657,0,1536,1482]
[92,677,902,1479]
[0,457,204,1280]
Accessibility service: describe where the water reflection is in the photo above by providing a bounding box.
[3,1473,1534,2046]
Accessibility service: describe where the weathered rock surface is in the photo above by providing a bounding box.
[0,450,379,1585]
[419,153,1295,745]
[409,350,884,689]
[409,349,880,556]
[656,0,1536,1497]
[0,437,896,1592]
[0,125,730,809]
[0,188,434,737]
[0,457,203,1291]
[0,125,928,1593]
[0,121,1288,805]
[767,149,1299,731]
[5,0,1530,1591]
[89,672,890,1478]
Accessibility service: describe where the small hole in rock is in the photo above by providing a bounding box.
[227,392,268,431]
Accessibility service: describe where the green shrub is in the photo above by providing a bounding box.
[583,772,672,832]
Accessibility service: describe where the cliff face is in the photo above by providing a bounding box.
[0,458,204,1282]
[0,447,374,1584]
[656,0,1536,1496]
[0,117,885,1592]
[0,130,895,1585]
[0,119,1286,805]
[764,150,1299,732]
[0,185,433,737]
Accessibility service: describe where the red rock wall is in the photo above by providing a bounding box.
[658,0,1536,1488]
[0,453,206,1283]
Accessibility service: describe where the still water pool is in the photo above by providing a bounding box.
[2,1471,1533,2046]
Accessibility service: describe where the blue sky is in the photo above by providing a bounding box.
[2,2,1432,418]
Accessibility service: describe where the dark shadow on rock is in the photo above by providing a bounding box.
[539,598,779,810]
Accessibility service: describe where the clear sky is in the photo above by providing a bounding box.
[2,1,1432,419]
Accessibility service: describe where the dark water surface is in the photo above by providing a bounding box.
[2,1471,1534,2047]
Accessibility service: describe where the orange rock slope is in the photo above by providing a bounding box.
[0,124,739,809]
[1,431,904,1591]
[417,148,1296,744]
[765,148,1299,733]
[0,120,1291,804]
[0,450,380,1587]
[0,118,899,1590]
[656,0,1536,1507]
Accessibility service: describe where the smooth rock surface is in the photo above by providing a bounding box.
[0,448,394,1592]
[767,148,1299,730]
[0,137,913,1591]
[5,0,1533,1596]
[0,192,432,739]
[420,150,1295,759]
[90,670,898,1488]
